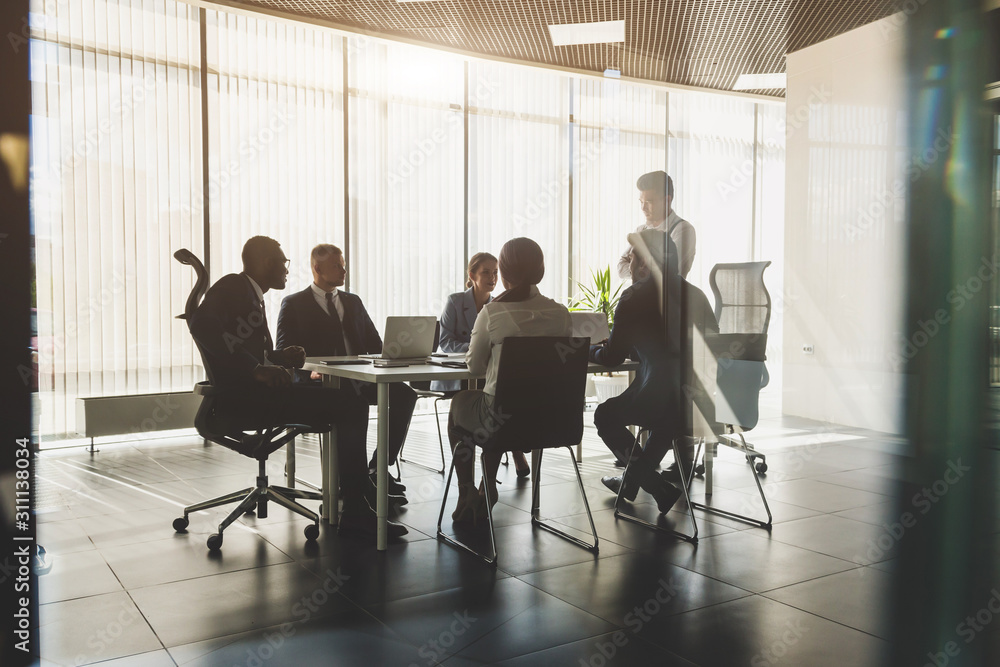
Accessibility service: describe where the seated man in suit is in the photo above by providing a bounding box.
[189,235,407,539]
[276,243,417,501]
[591,230,718,513]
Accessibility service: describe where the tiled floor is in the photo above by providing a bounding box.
[35,409,926,666]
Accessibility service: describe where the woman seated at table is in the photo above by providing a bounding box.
[447,237,572,524]
[434,253,532,479]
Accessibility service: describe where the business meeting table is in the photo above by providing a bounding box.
[302,355,639,551]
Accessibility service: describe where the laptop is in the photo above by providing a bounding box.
[570,312,611,344]
[358,316,438,360]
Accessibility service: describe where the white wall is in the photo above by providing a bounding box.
[782,15,907,434]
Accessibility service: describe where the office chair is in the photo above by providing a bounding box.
[401,381,455,475]
[436,336,596,566]
[694,261,772,477]
[171,249,326,551]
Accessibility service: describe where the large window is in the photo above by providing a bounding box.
[29,0,786,442]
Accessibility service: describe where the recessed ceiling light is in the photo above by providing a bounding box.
[733,73,787,90]
[548,20,625,47]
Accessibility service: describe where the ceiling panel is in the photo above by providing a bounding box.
[212,0,899,97]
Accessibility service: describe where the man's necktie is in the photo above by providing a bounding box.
[325,292,347,356]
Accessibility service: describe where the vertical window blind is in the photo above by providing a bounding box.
[29,0,785,442]
[30,0,203,438]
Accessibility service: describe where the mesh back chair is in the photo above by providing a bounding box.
[687,260,774,530]
[436,336,595,566]
[704,261,772,475]
[171,249,326,551]
[400,321,453,475]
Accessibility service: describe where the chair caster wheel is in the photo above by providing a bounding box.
[304,524,319,541]
[207,533,223,551]
[173,517,189,532]
[755,462,768,474]
[694,463,705,477]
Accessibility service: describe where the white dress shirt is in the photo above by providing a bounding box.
[617,210,696,280]
[466,286,573,396]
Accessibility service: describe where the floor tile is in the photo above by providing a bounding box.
[518,552,751,626]
[455,588,616,663]
[639,594,890,666]
[85,649,177,666]
[130,561,351,647]
[736,478,887,513]
[37,519,96,555]
[299,537,510,607]
[493,632,695,666]
[764,567,893,639]
[767,513,900,564]
[657,530,859,593]
[486,520,631,576]
[39,549,123,604]
[39,591,162,666]
[100,529,292,589]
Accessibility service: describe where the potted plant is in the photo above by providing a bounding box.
[569,266,629,402]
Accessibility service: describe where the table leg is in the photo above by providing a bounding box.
[705,441,714,496]
[377,383,390,551]
[322,375,341,524]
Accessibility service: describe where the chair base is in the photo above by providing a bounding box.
[174,459,323,551]
[613,431,699,544]
[436,447,598,567]
[692,431,772,529]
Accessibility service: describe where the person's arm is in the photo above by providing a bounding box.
[465,306,491,375]
[616,245,632,280]
[590,291,634,366]
[356,297,383,354]
[438,294,469,353]
[672,222,696,280]
[275,294,299,352]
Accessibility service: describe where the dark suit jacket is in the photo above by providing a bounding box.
[189,273,272,389]
[276,286,382,382]
[590,275,718,420]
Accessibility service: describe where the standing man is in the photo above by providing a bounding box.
[276,244,417,501]
[189,236,407,539]
[617,170,696,280]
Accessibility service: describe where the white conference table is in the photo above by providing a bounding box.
[303,355,638,551]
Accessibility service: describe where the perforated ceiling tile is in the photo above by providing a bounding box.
[213,0,899,97]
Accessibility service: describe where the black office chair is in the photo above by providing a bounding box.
[171,249,327,551]
[436,336,596,566]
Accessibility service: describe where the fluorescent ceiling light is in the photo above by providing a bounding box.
[548,20,625,47]
[733,73,786,90]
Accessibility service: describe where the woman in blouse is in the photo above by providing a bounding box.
[447,238,572,524]
[434,253,529,478]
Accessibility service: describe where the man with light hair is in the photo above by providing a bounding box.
[617,170,696,280]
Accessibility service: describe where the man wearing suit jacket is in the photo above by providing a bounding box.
[189,235,407,539]
[276,244,417,498]
[592,230,718,514]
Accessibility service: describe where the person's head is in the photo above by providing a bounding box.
[242,236,288,291]
[498,237,544,291]
[466,252,498,293]
[636,170,674,225]
[627,229,679,282]
[311,244,346,291]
